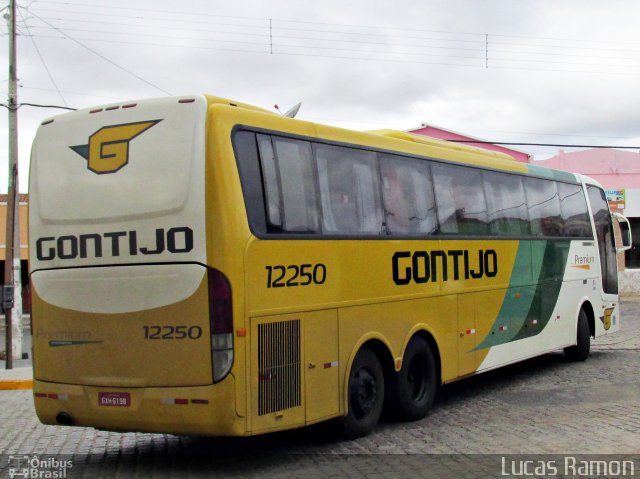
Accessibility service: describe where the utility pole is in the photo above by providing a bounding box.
[3,0,22,369]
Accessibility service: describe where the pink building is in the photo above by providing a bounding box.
[409,123,532,163]
[537,148,640,288]
[536,148,640,190]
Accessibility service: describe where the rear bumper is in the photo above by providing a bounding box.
[33,375,246,436]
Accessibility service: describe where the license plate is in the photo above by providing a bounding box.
[98,392,131,407]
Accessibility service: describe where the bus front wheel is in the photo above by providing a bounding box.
[340,347,384,439]
[564,308,590,361]
[388,336,436,421]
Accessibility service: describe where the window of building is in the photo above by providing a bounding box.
[624,217,640,269]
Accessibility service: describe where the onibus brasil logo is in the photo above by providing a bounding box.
[8,455,73,478]
[70,120,161,174]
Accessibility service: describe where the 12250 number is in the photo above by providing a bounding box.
[143,325,203,340]
[265,264,327,288]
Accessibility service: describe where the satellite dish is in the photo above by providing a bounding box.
[284,102,302,118]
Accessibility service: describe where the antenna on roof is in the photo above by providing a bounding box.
[274,102,302,118]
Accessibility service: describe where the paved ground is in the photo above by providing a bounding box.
[1,301,639,478]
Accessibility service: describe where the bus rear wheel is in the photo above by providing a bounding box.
[564,308,590,361]
[388,336,436,421]
[340,347,384,439]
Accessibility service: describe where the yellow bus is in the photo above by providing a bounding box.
[29,94,632,438]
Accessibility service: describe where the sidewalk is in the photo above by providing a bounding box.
[1,315,33,390]
[0,365,33,390]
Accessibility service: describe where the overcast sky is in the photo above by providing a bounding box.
[2,0,640,191]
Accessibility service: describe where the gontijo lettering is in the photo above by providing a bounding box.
[35,227,193,261]
[393,249,498,285]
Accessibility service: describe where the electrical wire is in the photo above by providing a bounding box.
[17,6,68,107]
[27,11,173,96]
[449,140,640,150]
[0,102,76,110]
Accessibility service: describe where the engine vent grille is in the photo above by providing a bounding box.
[257,319,301,416]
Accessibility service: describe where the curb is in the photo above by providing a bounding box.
[0,379,33,390]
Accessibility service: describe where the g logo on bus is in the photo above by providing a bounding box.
[70,120,162,174]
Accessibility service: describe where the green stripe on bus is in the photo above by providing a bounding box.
[527,164,577,183]
[475,240,571,350]
[512,240,571,341]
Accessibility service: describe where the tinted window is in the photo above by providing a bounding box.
[587,186,618,294]
[315,144,383,235]
[524,178,563,237]
[432,163,488,235]
[483,170,530,236]
[558,182,591,237]
[240,130,602,242]
[257,135,319,233]
[380,155,437,235]
[257,134,281,227]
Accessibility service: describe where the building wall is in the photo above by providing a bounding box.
[0,194,28,261]
[0,194,30,313]
[536,148,640,189]
[409,125,532,163]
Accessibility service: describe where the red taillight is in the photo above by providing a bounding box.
[208,269,232,334]
[208,269,234,382]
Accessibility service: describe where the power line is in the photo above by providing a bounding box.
[17,30,640,77]
[22,18,640,66]
[0,101,76,110]
[449,140,640,150]
[2,99,639,149]
[28,11,172,96]
[31,0,640,49]
[20,13,640,75]
[17,6,68,106]
[26,3,640,58]
[32,0,268,24]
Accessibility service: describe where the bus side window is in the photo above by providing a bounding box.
[315,144,383,235]
[558,182,591,238]
[524,177,563,237]
[483,170,530,236]
[432,163,488,235]
[380,155,437,235]
[257,134,282,229]
[257,134,320,233]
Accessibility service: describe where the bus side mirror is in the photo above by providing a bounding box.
[613,213,632,252]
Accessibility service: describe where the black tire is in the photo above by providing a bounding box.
[387,336,437,421]
[340,348,384,439]
[564,308,590,361]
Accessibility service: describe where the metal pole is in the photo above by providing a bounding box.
[4,0,19,369]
